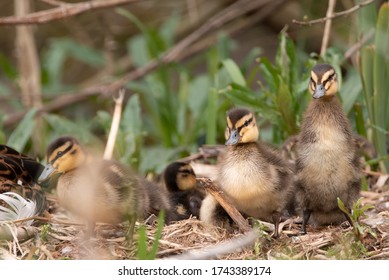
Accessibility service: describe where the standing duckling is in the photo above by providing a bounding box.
[38,136,175,234]
[296,64,361,233]
[200,108,293,237]
[163,162,205,219]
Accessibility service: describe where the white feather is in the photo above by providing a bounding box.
[0,192,38,226]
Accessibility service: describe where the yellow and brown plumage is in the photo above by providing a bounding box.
[199,108,294,237]
[295,64,361,233]
[0,144,47,217]
[38,136,175,232]
[163,162,205,219]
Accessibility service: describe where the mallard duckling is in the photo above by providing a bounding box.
[0,144,47,218]
[200,108,294,237]
[296,64,361,233]
[163,161,205,219]
[38,136,175,233]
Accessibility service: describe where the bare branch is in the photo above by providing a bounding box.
[4,0,280,127]
[0,0,143,26]
[39,0,65,6]
[320,0,336,57]
[292,0,376,26]
[343,28,374,61]
[198,178,251,233]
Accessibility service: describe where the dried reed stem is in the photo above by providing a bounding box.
[103,89,125,160]
[320,0,337,57]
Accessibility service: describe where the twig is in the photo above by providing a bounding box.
[292,0,376,26]
[103,89,125,160]
[3,0,276,126]
[39,0,65,6]
[363,169,388,177]
[165,229,258,260]
[0,224,38,243]
[198,178,251,232]
[0,0,143,26]
[3,0,276,127]
[320,0,337,57]
[343,28,374,61]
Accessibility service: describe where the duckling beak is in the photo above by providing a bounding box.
[226,129,240,145]
[313,84,325,99]
[38,164,55,182]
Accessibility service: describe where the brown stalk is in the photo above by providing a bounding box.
[292,0,376,26]
[0,0,144,26]
[4,0,279,127]
[197,178,251,233]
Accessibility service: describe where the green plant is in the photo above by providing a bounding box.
[337,197,376,241]
[40,224,51,242]
[136,211,165,260]
[360,3,389,173]
[221,30,317,144]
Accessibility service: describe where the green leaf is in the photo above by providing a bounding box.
[139,146,180,174]
[0,52,17,79]
[6,109,37,151]
[337,197,350,216]
[127,35,150,67]
[373,3,389,172]
[44,114,98,144]
[159,11,180,47]
[339,69,362,115]
[221,59,246,86]
[148,211,164,259]
[122,94,142,135]
[136,225,148,259]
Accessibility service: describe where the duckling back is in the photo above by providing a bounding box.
[55,160,140,224]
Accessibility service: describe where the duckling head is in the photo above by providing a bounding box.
[38,136,86,182]
[225,108,259,145]
[164,162,197,192]
[309,64,338,99]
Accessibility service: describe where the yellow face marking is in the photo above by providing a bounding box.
[236,114,259,143]
[226,116,233,129]
[321,69,335,84]
[48,141,72,163]
[311,71,318,84]
[235,113,253,128]
[49,143,86,173]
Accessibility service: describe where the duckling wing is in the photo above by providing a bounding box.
[98,160,139,204]
[257,142,294,175]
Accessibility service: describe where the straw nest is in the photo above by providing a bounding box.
[1,168,389,260]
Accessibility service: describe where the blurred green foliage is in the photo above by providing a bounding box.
[0,3,388,177]
[360,3,389,173]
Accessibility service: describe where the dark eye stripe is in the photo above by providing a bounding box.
[50,144,73,164]
[237,117,253,132]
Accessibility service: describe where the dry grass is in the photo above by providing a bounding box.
[1,171,389,260]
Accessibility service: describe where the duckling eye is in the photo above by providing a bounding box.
[244,119,250,127]
[57,151,63,157]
